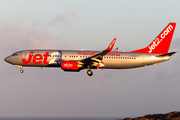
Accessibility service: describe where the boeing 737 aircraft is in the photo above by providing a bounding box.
[4,23,176,76]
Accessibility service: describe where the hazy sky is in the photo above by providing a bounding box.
[1,0,180,118]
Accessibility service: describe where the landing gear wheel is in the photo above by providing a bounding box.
[20,70,24,73]
[87,70,93,76]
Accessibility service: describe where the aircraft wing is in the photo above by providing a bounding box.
[78,38,116,68]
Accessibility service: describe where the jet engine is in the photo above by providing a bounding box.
[61,61,79,71]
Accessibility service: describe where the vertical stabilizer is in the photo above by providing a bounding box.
[132,23,176,54]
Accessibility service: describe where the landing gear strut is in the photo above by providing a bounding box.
[87,70,93,76]
[14,65,24,73]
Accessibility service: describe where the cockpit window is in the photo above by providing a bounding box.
[12,53,18,56]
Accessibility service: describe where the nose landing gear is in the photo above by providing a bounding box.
[20,69,24,73]
[14,65,24,73]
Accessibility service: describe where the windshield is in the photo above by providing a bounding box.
[12,53,18,56]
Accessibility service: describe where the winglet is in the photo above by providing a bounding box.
[114,47,118,52]
[105,38,116,51]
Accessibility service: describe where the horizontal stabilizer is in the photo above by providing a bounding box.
[156,52,177,57]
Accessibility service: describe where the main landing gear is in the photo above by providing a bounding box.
[87,67,93,76]
[87,70,93,76]
[14,65,24,73]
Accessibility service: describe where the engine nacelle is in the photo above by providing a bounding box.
[61,61,79,71]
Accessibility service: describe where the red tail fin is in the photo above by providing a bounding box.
[131,23,176,54]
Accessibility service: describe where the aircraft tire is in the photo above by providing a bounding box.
[87,70,93,76]
[20,70,24,73]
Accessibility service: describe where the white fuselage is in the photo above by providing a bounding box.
[5,50,170,69]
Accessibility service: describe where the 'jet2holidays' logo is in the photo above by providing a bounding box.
[148,25,173,53]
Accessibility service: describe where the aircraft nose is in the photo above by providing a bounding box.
[4,56,10,63]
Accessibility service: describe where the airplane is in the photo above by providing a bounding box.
[4,23,176,76]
